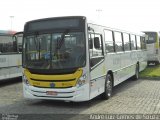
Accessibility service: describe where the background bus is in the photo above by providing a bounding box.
[143,31,160,65]
[22,16,147,102]
[0,30,22,81]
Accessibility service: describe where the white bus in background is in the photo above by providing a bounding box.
[22,16,147,102]
[143,31,160,65]
[0,30,22,81]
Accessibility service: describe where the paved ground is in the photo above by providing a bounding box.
[0,78,160,120]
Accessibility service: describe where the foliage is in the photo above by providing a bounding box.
[140,65,160,78]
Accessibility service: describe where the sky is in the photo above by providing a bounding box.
[1,0,160,33]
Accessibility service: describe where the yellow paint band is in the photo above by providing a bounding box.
[155,32,159,49]
[24,68,83,88]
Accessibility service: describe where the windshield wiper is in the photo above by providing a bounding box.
[33,34,41,60]
[34,35,39,51]
[57,29,69,49]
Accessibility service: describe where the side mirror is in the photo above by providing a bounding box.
[94,37,100,49]
[12,32,23,53]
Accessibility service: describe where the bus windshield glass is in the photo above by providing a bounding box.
[24,31,86,70]
[145,32,157,44]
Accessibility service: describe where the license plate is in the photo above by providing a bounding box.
[46,91,57,96]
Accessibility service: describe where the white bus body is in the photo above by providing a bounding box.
[0,31,22,81]
[22,16,147,102]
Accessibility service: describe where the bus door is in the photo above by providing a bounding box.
[88,33,106,99]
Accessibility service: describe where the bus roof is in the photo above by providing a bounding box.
[24,16,144,37]
[25,16,86,24]
[88,23,145,36]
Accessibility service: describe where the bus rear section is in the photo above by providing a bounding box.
[144,32,160,65]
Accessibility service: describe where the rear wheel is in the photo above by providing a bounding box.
[101,74,113,100]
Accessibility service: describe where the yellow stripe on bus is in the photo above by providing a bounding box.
[155,32,159,49]
[24,68,83,88]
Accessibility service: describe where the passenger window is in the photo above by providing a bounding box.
[17,36,23,52]
[123,33,130,51]
[104,30,114,52]
[136,36,141,50]
[89,33,104,68]
[141,37,146,50]
[94,34,102,50]
[131,35,136,50]
[114,32,123,52]
[0,35,17,53]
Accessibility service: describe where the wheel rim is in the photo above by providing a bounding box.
[106,76,112,96]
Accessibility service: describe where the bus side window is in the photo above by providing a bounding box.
[114,31,123,52]
[89,34,93,57]
[104,30,114,53]
[123,33,130,51]
[89,38,93,49]
[0,35,17,53]
[17,36,23,52]
[131,35,136,50]
[136,36,141,50]
[140,37,146,50]
[89,33,104,68]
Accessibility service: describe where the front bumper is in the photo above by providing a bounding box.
[23,83,90,102]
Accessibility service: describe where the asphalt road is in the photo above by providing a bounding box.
[0,78,160,120]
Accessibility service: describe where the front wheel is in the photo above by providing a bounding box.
[101,74,113,100]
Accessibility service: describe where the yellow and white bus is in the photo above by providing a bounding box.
[0,30,22,81]
[22,16,147,102]
[143,31,160,65]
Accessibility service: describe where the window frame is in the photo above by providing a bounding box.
[88,32,104,69]
[104,30,115,53]
[0,35,19,54]
[114,31,123,52]
[136,35,141,50]
[123,33,131,51]
[130,34,136,50]
[140,36,147,50]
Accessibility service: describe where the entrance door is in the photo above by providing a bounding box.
[88,33,106,99]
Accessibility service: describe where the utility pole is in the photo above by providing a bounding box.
[10,16,14,31]
[96,9,102,23]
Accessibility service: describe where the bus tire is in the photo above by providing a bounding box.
[101,74,113,100]
[133,64,139,80]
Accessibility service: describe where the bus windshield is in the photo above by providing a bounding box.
[145,32,157,44]
[24,31,86,70]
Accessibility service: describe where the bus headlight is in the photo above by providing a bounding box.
[23,74,30,86]
[77,73,87,87]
